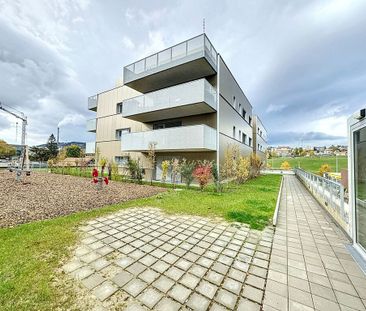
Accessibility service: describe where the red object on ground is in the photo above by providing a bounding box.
[92,168,98,177]
[104,177,109,185]
[92,177,98,184]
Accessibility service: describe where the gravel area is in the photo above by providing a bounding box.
[0,170,165,228]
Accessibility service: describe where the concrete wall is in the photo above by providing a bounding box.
[253,115,268,162]
[217,56,253,167]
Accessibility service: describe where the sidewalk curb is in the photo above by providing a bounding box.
[272,175,284,226]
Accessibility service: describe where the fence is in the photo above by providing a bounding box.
[294,168,351,237]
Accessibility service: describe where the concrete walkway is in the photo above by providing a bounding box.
[264,175,366,311]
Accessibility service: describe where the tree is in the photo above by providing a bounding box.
[180,159,195,188]
[47,134,58,158]
[161,160,170,183]
[0,140,16,158]
[65,145,82,158]
[29,146,50,162]
[319,164,331,176]
[171,158,180,188]
[280,161,291,170]
[147,142,157,184]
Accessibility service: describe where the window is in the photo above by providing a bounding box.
[233,96,236,109]
[242,133,246,144]
[239,103,242,113]
[116,128,131,139]
[249,116,252,125]
[249,137,252,146]
[115,156,129,165]
[116,103,123,114]
[233,126,236,138]
[153,120,182,130]
[239,130,241,141]
[242,109,246,119]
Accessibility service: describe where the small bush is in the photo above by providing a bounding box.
[280,161,291,170]
[237,156,250,183]
[161,160,170,183]
[319,164,331,176]
[193,161,212,191]
[180,159,195,188]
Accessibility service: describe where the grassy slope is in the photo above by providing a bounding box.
[0,174,281,310]
[269,156,347,173]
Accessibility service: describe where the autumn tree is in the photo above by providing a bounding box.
[319,164,331,176]
[0,140,16,158]
[280,161,291,170]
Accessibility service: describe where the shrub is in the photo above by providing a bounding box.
[127,159,143,183]
[171,158,180,188]
[212,161,223,193]
[193,161,212,190]
[161,160,170,183]
[319,164,331,176]
[280,161,291,170]
[221,144,239,180]
[180,159,195,188]
[237,156,250,183]
[250,153,263,178]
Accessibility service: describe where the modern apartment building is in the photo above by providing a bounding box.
[252,116,267,161]
[86,34,267,180]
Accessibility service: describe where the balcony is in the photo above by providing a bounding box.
[123,34,217,93]
[86,119,97,132]
[88,95,98,111]
[122,78,217,122]
[85,142,96,154]
[121,125,217,152]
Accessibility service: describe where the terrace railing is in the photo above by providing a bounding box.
[294,168,351,237]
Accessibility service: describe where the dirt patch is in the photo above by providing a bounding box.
[0,170,165,228]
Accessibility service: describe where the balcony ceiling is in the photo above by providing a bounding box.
[125,58,216,93]
[124,101,216,123]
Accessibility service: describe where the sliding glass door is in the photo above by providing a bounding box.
[354,125,366,251]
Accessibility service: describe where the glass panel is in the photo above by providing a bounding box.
[172,42,186,61]
[354,126,366,251]
[187,35,203,54]
[145,54,157,70]
[134,59,145,74]
[158,49,171,66]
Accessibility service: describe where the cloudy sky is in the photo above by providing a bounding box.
[0,0,365,147]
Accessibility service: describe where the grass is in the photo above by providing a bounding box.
[269,156,347,173]
[0,174,281,310]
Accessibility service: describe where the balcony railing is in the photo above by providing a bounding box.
[88,95,98,111]
[121,125,216,152]
[86,119,97,132]
[122,79,217,122]
[123,34,218,92]
[85,142,96,154]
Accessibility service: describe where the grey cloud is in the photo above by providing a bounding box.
[1,0,365,147]
[269,131,346,146]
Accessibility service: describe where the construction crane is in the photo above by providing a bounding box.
[0,102,30,180]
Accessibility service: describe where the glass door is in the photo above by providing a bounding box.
[354,126,366,251]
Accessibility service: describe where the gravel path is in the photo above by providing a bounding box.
[0,170,165,228]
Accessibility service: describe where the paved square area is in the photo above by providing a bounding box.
[263,176,366,311]
[63,208,274,310]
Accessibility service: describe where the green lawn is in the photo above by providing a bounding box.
[0,174,281,310]
[269,156,347,173]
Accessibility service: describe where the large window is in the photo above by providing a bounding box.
[249,137,252,146]
[153,120,182,130]
[116,128,131,140]
[242,133,246,144]
[354,126,366,251]
[233,126,236,138]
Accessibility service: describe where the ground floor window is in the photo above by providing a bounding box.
[115,156,129,165]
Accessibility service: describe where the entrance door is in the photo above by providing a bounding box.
[354,125,366,252]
